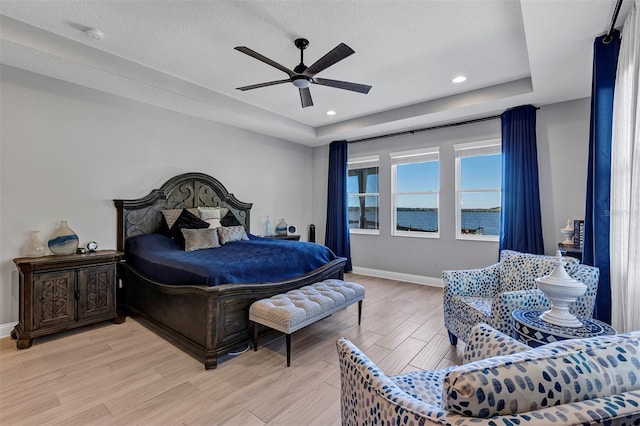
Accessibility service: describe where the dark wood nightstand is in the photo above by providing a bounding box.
[12,250,125,349]
[263,235,301,241]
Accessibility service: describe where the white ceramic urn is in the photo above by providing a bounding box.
[536,251,587,327]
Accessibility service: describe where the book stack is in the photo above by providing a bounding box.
[573,219,584,248]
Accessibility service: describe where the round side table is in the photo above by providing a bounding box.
[512,309,616,347]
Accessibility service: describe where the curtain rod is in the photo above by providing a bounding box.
[348,114,501,144]
[605,0,624,42]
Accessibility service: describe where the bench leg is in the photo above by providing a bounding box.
[358,300,362,325]
[286,334,292,367]
[253,322,258,351]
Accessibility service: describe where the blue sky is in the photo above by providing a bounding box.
[459,154,501,209]
[460,154,501,192]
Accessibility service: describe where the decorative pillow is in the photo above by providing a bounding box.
[221,210,242,227]
[197,206,228,218]
[204,218,222,229]
[499,251,580,293]
[161,208,199,230]
[443,331,640,418]
[196,207,225,229]
[198,206,221,220]
[181,228,220,251]
[168,209,210,246]
[217,225,249,244]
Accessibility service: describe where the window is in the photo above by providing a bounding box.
[391,148,440,238]
[347,155,379,234]
[455,139,501,241]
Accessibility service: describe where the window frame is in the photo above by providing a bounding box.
[390,147,440,239]
[347,155,380,235]
[454,139,501,242]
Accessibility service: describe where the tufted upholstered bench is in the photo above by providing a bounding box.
[250,279,365,366]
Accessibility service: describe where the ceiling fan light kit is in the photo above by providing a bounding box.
[235,38,372,108]
[292,76,311,89]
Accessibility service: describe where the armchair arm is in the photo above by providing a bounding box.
[569,264,599,318]
[463,323,530,364]
[442,263,501,298]
[336,338,445,424]
[490,289,551,335]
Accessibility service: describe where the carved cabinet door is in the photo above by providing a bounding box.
[33,270,76,330]
[77,265,116,321]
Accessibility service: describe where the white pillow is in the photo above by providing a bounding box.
[198,207,221,220]
[205,218,222,229]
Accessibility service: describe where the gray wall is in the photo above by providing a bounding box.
[312,98,591,280]
[537,99,590,255]
[0,66,314,327]
[0,63,592,329]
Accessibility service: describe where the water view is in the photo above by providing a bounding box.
[349,208,500,235]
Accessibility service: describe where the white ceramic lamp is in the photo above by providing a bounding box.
[536,251,586,327]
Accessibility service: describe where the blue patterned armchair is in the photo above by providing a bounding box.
[337,323,640,425]
[443,250,599,345]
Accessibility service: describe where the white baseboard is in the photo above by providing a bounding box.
[0,322,17,339]
[350,267,443,288]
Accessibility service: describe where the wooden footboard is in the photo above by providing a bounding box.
[119,257,346,369]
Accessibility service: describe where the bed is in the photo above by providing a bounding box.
[114,172,346,369]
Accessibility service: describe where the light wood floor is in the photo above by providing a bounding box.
[0,273,464,425]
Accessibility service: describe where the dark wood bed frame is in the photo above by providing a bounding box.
[114,172,346,369]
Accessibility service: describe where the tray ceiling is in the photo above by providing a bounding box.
[0,1,630,146]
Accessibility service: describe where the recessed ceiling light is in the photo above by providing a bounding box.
[85,28,104,40]
[326,110,336,116]
[452,75,467,84]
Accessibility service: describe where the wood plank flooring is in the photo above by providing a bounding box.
[0,273,464,425]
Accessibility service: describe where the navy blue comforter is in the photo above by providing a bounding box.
[125,233,337,286]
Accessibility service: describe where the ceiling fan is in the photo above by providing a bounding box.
[234,38,372,108]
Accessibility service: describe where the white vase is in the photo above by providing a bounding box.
[560,218,574,246]
[264,216,273,236]
[48,221,79,255]
[536,251,586,327]
[25,230,47,257]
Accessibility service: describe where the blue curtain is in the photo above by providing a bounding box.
[325,140,352,271]
[583,31,620,324]
[500,105,544,254]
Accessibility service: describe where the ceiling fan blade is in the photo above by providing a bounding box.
[236,79,291,91]
[299,87,313,108]
[313,78,372,94]
[304,43,355,77]
[234,46,295,78]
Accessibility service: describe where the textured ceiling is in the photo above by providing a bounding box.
[0,0,630,146]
